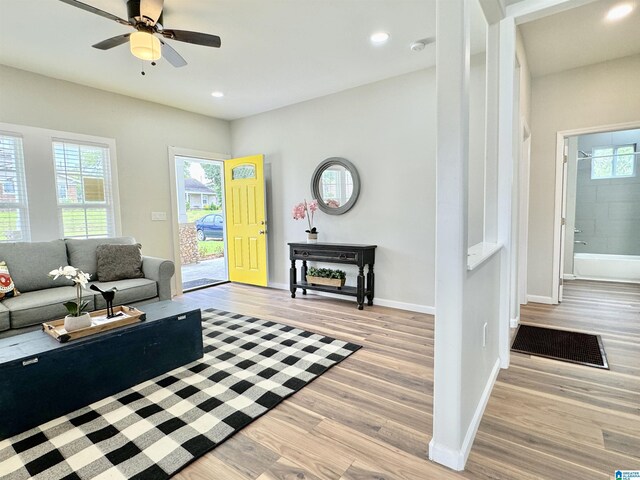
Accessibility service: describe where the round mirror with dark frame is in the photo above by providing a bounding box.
[311,157,361,215]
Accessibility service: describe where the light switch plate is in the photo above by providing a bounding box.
[151,212,167,221]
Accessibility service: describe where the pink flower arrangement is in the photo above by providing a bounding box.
[292,199,319,233]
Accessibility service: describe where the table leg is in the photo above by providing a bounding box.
[367,264,375,306]
[357,265,365,310]
[301,260,308,295]
[290,259,297,298]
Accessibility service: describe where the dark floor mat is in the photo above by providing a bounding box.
[512,324,609,369]
[182,278,225,290]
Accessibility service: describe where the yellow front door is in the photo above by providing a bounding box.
[224,155,268,286]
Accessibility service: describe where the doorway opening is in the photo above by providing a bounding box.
[553,121,640,302]
[175,155,228,292]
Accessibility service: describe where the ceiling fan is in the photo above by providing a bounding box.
[59,0,221,68]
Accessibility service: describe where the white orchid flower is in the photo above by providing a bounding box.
[62,266,77,276]
[48,266,92,317]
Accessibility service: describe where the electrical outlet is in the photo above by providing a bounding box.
[151,212,167,221]
[483,322,488,347]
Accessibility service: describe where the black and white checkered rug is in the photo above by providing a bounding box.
[0,309,361,479]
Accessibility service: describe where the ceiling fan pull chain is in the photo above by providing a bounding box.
[141,59,146,76]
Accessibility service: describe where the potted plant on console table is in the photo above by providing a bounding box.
[306,267,346,288]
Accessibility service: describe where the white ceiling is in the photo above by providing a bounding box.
[0,0,448,120]
[517,0,640,76]
[4,1,632,120]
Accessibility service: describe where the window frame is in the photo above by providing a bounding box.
[0,131,30,242]
[52,138,116,239]
[591,143,637,179]
[0,122,121,242]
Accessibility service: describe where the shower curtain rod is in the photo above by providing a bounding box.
[577,151,640,160]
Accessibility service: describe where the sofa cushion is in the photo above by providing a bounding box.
[0,302,9,332]
[89,279,157,309]
[3,286,95,329]
[0,261,20,300]
[96,244,144,282]
[0,240,73,293]
[66,237,136,281]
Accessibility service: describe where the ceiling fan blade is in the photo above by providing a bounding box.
[58,0,131,26]
[140,0,163,25]
[160,40,187,67]
[92,34,131,50]
[161,30,221,48]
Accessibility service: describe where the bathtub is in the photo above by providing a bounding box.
[573,253,640,283]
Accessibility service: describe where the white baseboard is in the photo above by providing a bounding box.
[268,282,436,315]
[459,358,500,467]
[574,275,640,285]
[373,298,435,315]
[510,316,519,328]
[526,294,554,304]
[429,358,500,471]
[428,440,464,471]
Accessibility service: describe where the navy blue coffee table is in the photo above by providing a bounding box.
[0,301,203,440]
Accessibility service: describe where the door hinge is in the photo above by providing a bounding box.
[559,277,564,286]
[563,155,568,164]
[561,217,566,226]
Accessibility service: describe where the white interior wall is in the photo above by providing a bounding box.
[461,254,500,428]
[231,62,490,311]
[527,54,640,299]
[0,65,231,263]
[231,68,439,309]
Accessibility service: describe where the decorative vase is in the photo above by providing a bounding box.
[64,312,92,332]
[307,232,318,243]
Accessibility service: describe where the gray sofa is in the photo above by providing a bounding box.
[0,237,174,337]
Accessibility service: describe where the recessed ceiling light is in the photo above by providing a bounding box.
[370,32,390,45]
[606,3,634,21]
[211,91,224,98]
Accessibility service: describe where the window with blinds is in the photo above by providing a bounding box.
[53,139,114,238]
[0,133,29,242]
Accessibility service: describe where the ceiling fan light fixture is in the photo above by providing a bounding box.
[130,31,161,61]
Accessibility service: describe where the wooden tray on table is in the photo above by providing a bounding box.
[42,305,146,343]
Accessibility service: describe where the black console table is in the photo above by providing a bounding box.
[288,242,377,310]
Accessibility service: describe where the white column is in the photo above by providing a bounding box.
[497,15,516,368]
[429,0,469,470]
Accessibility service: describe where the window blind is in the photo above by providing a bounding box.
[52,139,114,239]
[0,133,29,242]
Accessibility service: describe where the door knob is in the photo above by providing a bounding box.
[259,230,266,235]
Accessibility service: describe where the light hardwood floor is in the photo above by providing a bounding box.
[172,280,640,479]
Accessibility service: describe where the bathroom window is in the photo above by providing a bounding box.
[591,144,636,179]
